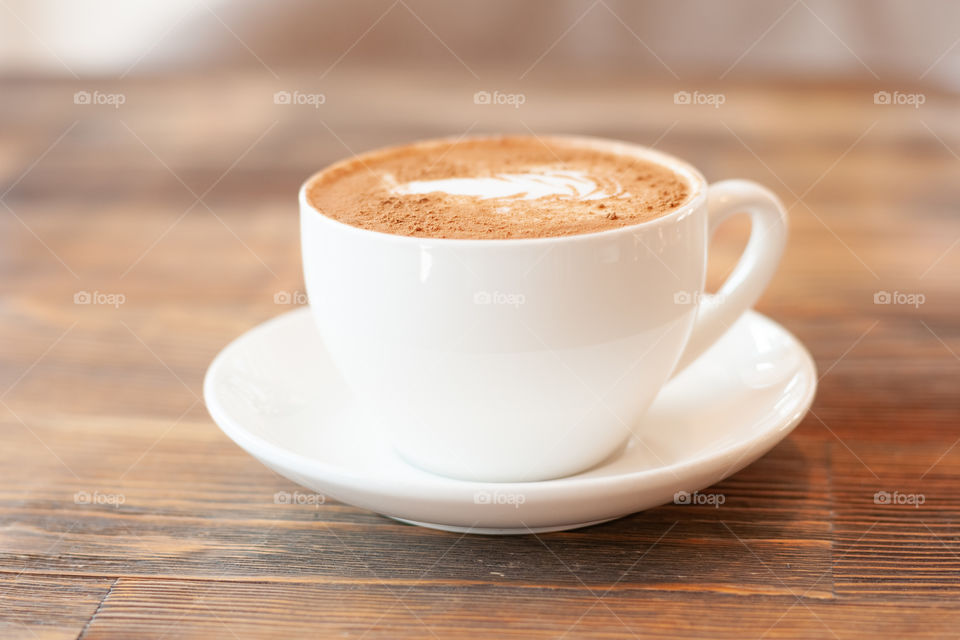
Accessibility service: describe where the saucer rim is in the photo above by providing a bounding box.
[204,308,817,500]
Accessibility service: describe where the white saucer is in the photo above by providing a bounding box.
[204,308,816,535]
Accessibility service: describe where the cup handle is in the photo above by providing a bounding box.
[672,179,788,375]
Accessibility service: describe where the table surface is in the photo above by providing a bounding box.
[2,70,959,639]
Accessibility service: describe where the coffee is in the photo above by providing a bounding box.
[306,136,690,239]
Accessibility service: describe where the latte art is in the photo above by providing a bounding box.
[390,169,627,202]
[306,136,690,239]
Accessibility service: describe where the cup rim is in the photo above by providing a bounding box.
[299,134,708,246]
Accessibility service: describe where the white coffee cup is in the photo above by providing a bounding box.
[300,135,787,482]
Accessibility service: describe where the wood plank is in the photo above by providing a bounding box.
[80,578,960,639]
[0,576,113,640]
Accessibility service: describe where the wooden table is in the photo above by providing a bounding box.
[2,71,959,638]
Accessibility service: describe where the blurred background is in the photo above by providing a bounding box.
[3,0,960,82]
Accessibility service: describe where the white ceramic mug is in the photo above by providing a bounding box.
[300,135,787,482]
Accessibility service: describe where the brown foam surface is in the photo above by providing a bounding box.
[306,136,691,239]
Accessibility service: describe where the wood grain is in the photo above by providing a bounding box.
[0,576,113,640]
[80,579,960,639]
[1,70,959,637]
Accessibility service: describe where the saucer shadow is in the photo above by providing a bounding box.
[381,437,828,593]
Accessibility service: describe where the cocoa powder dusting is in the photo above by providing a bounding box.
[307,136,691,239]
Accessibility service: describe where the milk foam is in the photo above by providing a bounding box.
[390,168,625,201]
